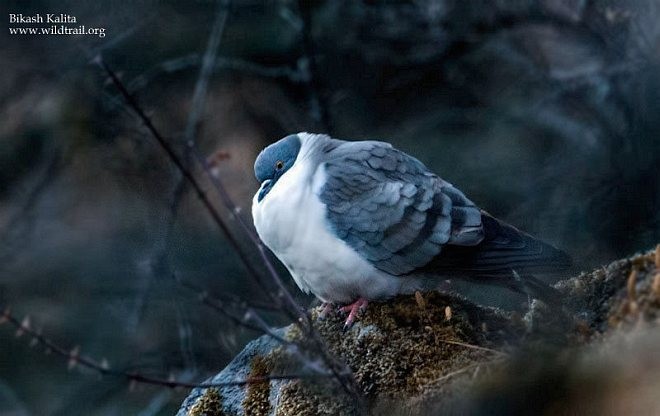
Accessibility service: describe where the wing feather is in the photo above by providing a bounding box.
[319,141,485,276]
[415,213,573,277]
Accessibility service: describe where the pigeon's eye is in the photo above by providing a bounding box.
[275,160,284,170]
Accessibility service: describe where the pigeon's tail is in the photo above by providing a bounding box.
[509,271,563,306]
[409,212,572,306]
[415,212,573,280]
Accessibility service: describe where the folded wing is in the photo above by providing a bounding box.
[319,141,485,276]
[319,140,571,279]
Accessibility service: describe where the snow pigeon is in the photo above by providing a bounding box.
[252,133,572,327]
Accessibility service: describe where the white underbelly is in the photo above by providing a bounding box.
[252,163,402,303]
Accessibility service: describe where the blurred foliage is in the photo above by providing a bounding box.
[0,0,659,414]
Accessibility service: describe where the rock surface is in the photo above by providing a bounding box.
[179,246,660,416]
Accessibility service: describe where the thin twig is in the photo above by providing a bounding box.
[128,54,303,93]
[184,143,364,409]
[181,278,280,312]
[437,339,508,356]
[96,56,363,411]
[183,0,229,146]
[187,144,305,312]
[177,276,343,385]
[0,305,331,389]
[431,363,481,385]
[143,2,230,372]
[175,276,291,345]
[96,57,281,309]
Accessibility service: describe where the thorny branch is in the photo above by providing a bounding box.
[96,57,272,303]
[183,0,229,147]
[0,306,336,389]
[136,0,231,369]
[128,54,303,93]
[183,134,365,408]
[0,5,358,402]
[437,339,508,356]
[157,0,230,257]
[175,275,292,345]
[96,57,364,409]
[180,277,280,313]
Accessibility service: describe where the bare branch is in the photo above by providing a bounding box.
[437,339,508,356]
[128,54,303,93]
[174,275,291,345]
[95,57,284,308]
[133,0,230,369]
[183,0,230,146]
[95,55,363,411]
[0,305,333,389]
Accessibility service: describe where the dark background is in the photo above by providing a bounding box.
[1,0,658,414]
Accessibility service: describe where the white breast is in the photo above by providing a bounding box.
[251,158,403,304]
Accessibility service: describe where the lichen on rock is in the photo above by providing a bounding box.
[179,290,524,416]
[275,379,355,416]
[297,291,521,399]
[187,388,224,416]
[179,245,660,416]
[557,246,660,333]
[456,246,660,415]
[243,355,273,416]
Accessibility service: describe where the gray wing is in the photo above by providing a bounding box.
[319,141,484,276]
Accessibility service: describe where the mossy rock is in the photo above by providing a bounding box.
[178,291,523,416]
[557,246,660,333]
[187,389,224,416]
[178,246,660,416]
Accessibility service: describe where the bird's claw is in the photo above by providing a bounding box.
[340,298,368,330]
[317,302,334,320]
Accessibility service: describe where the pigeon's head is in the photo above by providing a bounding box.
[254,134,302,202]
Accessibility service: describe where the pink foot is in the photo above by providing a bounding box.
[317,302,334,320]
[339,298,368,330]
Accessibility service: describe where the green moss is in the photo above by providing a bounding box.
[286,291,519,405]
[605,249,660,330]
[275,380,356,416]
[243,355,273,416]
[182,246,660,415]
[557,247,660,334]
[187,388,224,416]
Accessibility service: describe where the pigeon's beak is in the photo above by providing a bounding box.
[257,179,273,202]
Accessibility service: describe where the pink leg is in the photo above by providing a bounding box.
[339,298,369,330]
[317,302,334,320]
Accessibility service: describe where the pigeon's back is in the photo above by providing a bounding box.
[319,137,572,303]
